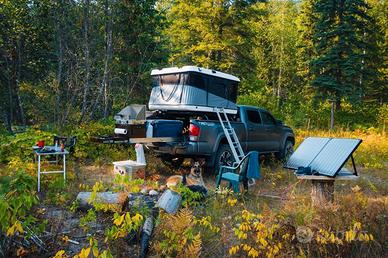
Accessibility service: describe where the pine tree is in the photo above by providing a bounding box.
[296,0,317,84]
[311,0,375,108]
[365,0,387,103]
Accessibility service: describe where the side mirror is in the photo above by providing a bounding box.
[276,119,283,126]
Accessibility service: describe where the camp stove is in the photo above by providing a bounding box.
[114,105,147,139]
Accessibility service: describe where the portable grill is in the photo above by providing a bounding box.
[114,105,147,139]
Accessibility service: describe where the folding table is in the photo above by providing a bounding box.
[33,147,69,192]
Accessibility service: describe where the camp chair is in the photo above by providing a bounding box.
[215,151,258,193]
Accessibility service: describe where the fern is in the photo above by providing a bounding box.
[151,208,202,257]
[182,233,202,258]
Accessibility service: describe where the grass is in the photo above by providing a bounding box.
[0,128,387,257]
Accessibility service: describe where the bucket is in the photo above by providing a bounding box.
[37,140,45,148]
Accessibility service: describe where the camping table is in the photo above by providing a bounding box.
[33,146,69,192]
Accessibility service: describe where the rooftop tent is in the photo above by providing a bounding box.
[148,66,240,114]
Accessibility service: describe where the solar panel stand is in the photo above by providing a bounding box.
[295,153,359,181]
[351,155,358,176]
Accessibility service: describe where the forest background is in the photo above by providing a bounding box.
[0,0,387,132]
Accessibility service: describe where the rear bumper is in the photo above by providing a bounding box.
[148,141,211,157]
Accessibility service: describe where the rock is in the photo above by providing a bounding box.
[148,190,158,196]
[128,193,156,210]
[76,191,127,211]
[140,188,148,195]
[156,189,181,214]
[61,218,80,233]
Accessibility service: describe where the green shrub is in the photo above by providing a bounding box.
[0,171,40,236]
[0,128,54,163]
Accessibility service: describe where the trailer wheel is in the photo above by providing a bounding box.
[214,144,236,174]
[161,156,184,169]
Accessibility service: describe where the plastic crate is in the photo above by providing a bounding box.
[113,160,146,179]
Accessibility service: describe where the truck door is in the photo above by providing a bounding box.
[260,111,281,151]
[245,109,267,152]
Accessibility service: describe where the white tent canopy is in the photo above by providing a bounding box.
[148,66,240,114]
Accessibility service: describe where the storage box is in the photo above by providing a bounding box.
[115,123,146,139]
[113,160,146,179]
[152,120,183,137]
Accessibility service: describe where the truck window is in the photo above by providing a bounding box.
[262,111,276,125]
[247,110,261,124]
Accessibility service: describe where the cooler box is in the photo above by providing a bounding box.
[113,160,146,179]
[152,120,183,137]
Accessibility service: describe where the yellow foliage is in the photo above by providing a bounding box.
[227,198,237,207]
[6,220,24,237]
[152,208,203,257]
[53,250,68,258]
[74,247,90,258]
[229,245,240,255]
[185,233,202,258]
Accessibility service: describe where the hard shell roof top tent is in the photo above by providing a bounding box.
[148,66,240,114]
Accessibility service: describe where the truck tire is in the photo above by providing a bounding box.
[214,144,236,174]
[160,156,184,169]
[278,140,294,161]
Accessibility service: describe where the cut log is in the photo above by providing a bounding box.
[311,180,334,206]
[139,208,158,258]
[76,191,127,211]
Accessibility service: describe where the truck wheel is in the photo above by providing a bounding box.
[160,156,184,169]
[278,140,294,161]
[214,144,236,174]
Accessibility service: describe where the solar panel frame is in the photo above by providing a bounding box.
[285,137,362,178]
[309,138,362,177]
[284,137,330,170]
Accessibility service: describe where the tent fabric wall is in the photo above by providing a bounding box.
[148,71,238,113]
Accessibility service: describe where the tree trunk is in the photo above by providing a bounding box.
[311,180,334,206]
[89,0,112,119]
[1,109,12,132]
[79,0,91,124]
[277,6,284,110]
[4,56,14,126]
[15,38,26,126]
[55,0,65,127]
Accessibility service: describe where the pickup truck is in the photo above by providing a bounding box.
[147,105,295,172]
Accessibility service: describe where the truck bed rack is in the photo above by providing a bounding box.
[91,136,182,144]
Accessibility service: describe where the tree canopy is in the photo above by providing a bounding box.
[0,0,386,130]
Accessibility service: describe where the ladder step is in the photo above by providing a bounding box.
[216,106,244,161]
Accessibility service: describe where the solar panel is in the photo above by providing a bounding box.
[285,137,330,170]
[309,138,361,177]
[285,137,362,177]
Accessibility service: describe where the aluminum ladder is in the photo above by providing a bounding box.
[215,107,245,163]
